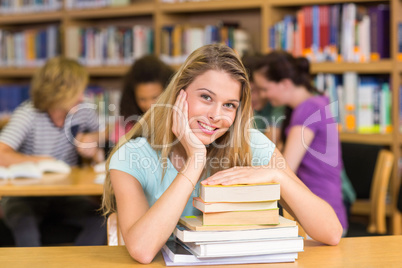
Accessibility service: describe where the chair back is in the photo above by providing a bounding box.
[368,149,394,233]
[107,212,125,246]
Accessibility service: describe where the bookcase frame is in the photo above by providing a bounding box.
[0,0,401,234]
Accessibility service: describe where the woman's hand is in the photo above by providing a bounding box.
[75,132,99,159]
[172,90,206,157]
[201,165,281,186]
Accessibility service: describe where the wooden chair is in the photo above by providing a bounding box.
[350,149,394,234]
[107,213,125,246]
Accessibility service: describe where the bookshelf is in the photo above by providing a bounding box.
[0,0,401,234]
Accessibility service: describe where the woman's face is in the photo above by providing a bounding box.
[253,72,284,107]
[135,82,164,113]
[185,70,241,145]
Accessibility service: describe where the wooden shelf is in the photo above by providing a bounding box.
[270,0,386,7]
[66,3,155,19]
[340,133,393,145]
[0,66,129,77]
[396,62,402,72]
[86,66,129,76]
[310,61,393,74]
[0,67,38,77]
[0,11,63,25]
[159,0,263,13]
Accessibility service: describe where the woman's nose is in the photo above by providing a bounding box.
[208,105,221,121]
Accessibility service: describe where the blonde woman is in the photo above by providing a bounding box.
[0,57,106,246]
[103,44,342,264]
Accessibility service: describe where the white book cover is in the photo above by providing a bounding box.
[343,72,358,132]
[357,80,375,133]
[162,240,297,266]
[184,236,304,258]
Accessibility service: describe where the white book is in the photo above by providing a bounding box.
[200,183,280,203]
[162,240,297,266]
[0,160,71,180]
[174,222,298,243]
[343,72,358,132]
[357,78,376,133]
[184,237,304,258]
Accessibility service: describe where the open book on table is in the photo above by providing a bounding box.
[0,160,71,180]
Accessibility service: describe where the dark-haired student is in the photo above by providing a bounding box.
[110,55,174,144]
[253,51,348,235]
[242,55,285,144]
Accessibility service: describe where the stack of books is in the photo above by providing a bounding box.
[162,183,304,266]
[195,183,280,226]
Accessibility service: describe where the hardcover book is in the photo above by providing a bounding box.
[200,183,280,203]
[202,208,279,226]
[193,197,278,213]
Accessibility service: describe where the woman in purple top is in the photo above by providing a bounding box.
[253,51,348,234]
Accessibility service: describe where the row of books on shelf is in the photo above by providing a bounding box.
[163,183,303,265]
[316,73,392,134]
[160,23,251,65]
[270,3,390,63]
[0,0,62,14]
[0,26,60,68]
[66,25,153,67]
[0,85,29,119]
[0,85,121,126]
[65,0,130,9]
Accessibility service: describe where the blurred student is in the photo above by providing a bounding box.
[102,44,342,264]
[0,57,106,247]
[242,55,284,144]
[253,51,348,234]
[111,55,174,144]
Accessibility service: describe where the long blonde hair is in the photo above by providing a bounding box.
[102,44,253,216]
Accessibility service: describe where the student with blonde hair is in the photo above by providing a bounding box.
[0,57,106,246]
[102,44,342,264]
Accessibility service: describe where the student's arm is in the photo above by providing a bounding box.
[111,156,203,264]
[112,90,206,263]
[203,148,343,246]
[75,131,105,162]
[74,104,106,162]
[0,104,54,166]
[282,125,314,172]
[0,142,54,166]
[264,126,281,145]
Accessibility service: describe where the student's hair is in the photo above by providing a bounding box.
[31,57,88,112]
[119,55,174,121]
[241,54,263,82]
[102,44,253,216]
[255,51,321,143]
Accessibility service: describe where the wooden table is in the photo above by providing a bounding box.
[0,167,103,197]
[0,236,400,267]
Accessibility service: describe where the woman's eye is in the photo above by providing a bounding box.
[224,103,236,109]
[201,94,211,101]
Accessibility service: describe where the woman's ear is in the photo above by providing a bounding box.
[280,78,293,91]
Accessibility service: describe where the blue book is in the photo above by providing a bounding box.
[312,5,320,55]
